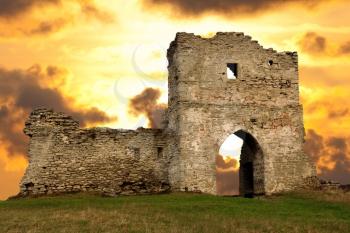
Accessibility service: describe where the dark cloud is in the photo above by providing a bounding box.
[304,129,324,162]
[298,33,350,57]
[0,0,59,18]
[0,105,27,156]
[128,88,167,129]
[0,65,116,158]
[304,129,350,184]
[328,108,349,119]
[15,84,67,111]
[0,0,114,36]
[0,0,111,20]
[46,65,67,78]
[73,107,115,126]
[320,152,350,184]
[323,137,349,184]
[327,137,347,154]
[29,19,68,35]
[80,2,114,23]
[299,32,327,54]
[0,106,6,117]
[339,41,350,54]
[142,0,324,17]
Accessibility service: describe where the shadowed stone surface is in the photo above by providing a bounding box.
[19,32,317,197]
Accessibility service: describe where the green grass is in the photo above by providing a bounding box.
[0,191,349,233]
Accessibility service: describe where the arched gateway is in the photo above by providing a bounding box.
[216,130,265,196]
[166,32,317,195]
[237,130,264,196]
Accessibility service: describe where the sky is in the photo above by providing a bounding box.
[0,0,350,200]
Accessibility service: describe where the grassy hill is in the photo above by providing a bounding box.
[0,191,349,233]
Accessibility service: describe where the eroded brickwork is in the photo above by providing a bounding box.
[19,32,317,197]
[20,109,170,196]
[167,32,317,195]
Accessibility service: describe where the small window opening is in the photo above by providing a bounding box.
[157,147,163,159]
[227,63,238,80]
[250,118,257,123]
[25,182,34,189]
[268,60,273,66]
[88,132,96,140]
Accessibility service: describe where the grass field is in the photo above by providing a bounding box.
[0,191,349,233]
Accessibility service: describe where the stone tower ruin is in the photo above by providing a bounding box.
[19,32,317,197]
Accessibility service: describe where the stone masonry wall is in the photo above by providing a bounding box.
[20,109,170,196]
[19,31,317,197]
[167,32,317,195]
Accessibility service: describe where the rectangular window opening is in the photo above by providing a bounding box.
[227,63,238,80]
[157,147,163,159]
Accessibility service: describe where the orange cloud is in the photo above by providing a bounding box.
[299,65,350,139]
[0,64,116,160]
[299,32,327,54]
[216,155,239,172]
[338,41,350,55]
[0,0,115,37]
[304,129,350,184]
[298,32,350,57]
[0,64,117,199]
[28,18,69,35]
[216,155,239,195]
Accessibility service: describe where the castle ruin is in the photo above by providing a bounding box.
[19,32,317,197]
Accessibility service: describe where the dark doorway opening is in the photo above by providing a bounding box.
[241,162,254,197]
[216,130,265,197]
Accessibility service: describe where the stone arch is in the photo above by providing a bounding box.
[216,129,265,197]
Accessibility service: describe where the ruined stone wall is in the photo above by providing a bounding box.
[167,32,316,195]
[20,109,170,196]
[19,31,317,197]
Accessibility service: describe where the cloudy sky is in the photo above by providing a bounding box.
[0,0,349,199]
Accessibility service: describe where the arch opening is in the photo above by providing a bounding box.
[216,130,265,197]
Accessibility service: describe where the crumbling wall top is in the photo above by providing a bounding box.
[24,108,164,138]
[169,32,298,57]
[24,108,79,137]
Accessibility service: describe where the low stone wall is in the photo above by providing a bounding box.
[20,109,170,197]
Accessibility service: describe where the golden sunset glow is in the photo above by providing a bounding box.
[0,0,349,199]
